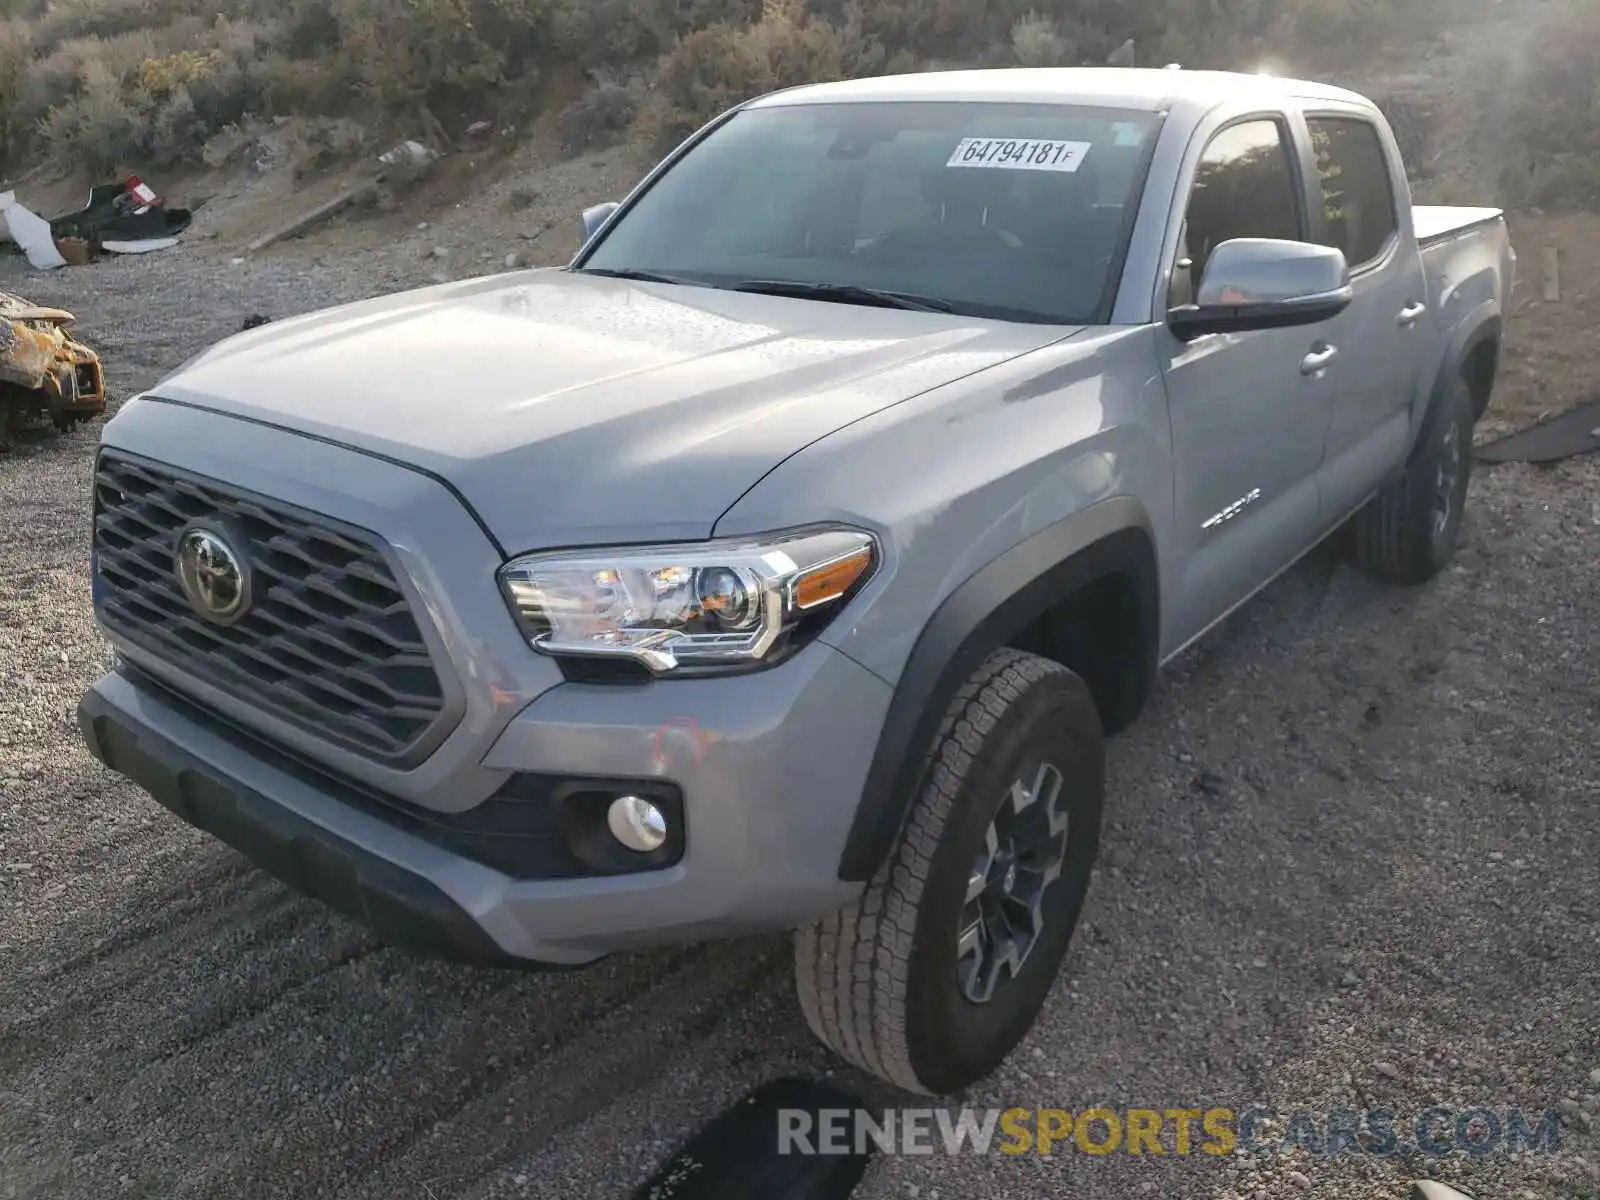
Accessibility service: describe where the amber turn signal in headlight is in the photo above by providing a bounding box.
[497,527,879,675]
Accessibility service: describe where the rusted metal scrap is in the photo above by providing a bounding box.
[0,291,106,449]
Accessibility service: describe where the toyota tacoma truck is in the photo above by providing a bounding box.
[79,67,1514,1096]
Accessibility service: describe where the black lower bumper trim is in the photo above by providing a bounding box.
[79,687,528,968]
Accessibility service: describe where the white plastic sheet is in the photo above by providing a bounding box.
[102,237,180,254]
[0,191,68,270]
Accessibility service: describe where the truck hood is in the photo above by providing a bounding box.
[151,269,1071,554]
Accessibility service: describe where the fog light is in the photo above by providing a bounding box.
[607,795,668,853]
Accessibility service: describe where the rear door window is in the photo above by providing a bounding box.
[1306,116,1399,269]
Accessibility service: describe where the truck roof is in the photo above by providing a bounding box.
[747,67,1372,115]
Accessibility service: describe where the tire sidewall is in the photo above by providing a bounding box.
[1410,372,1475,576]
[903,669,1104,1096]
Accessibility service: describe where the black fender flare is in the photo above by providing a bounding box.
[1422,304,1502,436]
[836,499,1160,882]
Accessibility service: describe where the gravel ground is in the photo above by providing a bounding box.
[3,20,1599,1193]
[2,236,1597,1200]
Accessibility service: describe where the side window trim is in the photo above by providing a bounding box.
[1301,109,1403,276]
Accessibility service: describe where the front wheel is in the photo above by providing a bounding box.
[794,648,1104,1096]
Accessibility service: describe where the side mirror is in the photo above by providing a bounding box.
[1168,238,1351,341]
[581,201,620,248]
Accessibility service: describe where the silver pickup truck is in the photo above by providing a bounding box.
[79,67,1513,1096]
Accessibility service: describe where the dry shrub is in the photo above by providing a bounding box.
[638,9,846,153]
[17,17,278,169]
[135,46,218,94]
[14,34,146,137]
[1499,0,1600,209]
[1372,93,1437,180]
[29,0,199,55]
[637,24,757,152]
[0,18,32,148]
[38,57,142,172]
[546,0,759,73]
[547,0,662,70]
[144,79,203,162]
[323,0,506,112]
[246,51,344,116]
[286,114,370,171]
[1267,0,1461,53]
[557,79,639,154]
[744,8,844,84]
[1009,11,1075,68]
[0,0,1578,194]
[825,0,1006,64]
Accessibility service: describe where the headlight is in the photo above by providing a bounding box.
[497,526,878,675]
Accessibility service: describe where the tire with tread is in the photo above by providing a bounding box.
[794,647,1104,1096]
[1348,370,1475,584]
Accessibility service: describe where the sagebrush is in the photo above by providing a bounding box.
[0,0,1589,211]
[1497,0,1600,208]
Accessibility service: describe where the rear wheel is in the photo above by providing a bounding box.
[794,648,1104,1095]
[1348,370,1475,584]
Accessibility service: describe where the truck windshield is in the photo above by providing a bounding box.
[578,101,1162,325]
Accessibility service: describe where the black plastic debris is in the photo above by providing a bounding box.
[240,314,273,331]
[1476,396,1600,464]
[631,1076,874,1199]
[49,175,191,251]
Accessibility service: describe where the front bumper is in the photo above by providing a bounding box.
[81,636,890,965]
[79,679,519,966]
[84,396,893,965]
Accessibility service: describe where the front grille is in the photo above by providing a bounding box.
[92,451,451,766]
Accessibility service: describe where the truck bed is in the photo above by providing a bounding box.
[1413,204,1505,247]
[1414,204,1514,319]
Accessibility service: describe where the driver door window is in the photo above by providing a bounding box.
[1170,119,1305,307]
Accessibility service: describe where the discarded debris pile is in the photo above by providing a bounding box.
[0,291,106,449]
[1,175,190,270]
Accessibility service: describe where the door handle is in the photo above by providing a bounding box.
[1300,343,1338,375]
[1397,301,1428,327]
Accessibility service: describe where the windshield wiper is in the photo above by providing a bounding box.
[574,266,696,286]
[730,279,955,314]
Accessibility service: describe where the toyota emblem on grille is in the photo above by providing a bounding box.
[174,524,251,625]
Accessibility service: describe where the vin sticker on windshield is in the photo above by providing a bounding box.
[946,137,1092,171]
